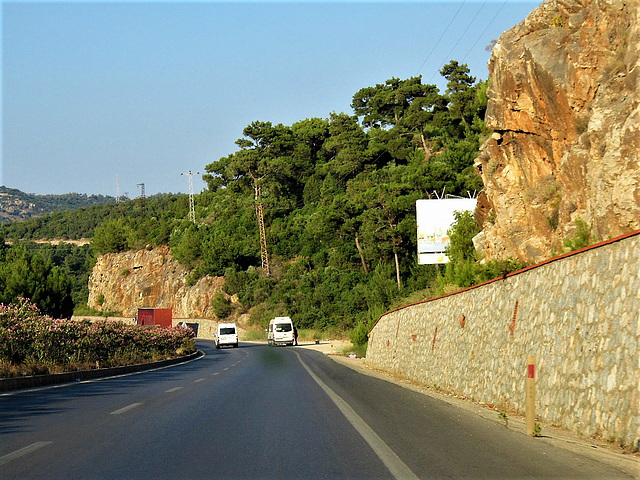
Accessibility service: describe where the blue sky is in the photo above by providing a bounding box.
[2,0,537,197]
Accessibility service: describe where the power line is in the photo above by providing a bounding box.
[416,1,466,76]
[461,0,508,62]
[428,0,489,84]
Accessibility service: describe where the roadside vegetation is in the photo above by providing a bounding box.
[0,299,195,378]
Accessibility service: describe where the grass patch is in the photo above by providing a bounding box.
[241,327,267,341]
[342,342,367,358]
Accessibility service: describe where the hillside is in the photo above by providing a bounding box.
[0,193,186,242]
[16,62,490,333]
[0,186,114,223]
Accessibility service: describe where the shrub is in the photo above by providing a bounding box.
[211,291,232,319]
[564,217,595,252]
[0,299,195,375]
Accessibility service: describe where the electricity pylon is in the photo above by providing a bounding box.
[137,183,145,214]
[181,171,199,224]
[251,176,270,277]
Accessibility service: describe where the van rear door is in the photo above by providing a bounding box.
[274,322,293,344]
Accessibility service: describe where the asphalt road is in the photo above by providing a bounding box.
[0,341,635,479]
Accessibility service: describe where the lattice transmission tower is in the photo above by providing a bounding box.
[137,183,145,214]
[181,171,199,224]
[253,181,270,277]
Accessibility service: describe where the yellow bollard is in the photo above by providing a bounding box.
[526,355,536,436]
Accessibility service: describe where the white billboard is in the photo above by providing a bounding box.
[416,198,477,264]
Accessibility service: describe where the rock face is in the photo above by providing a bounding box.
[87,246,225,318]
[474,0,640,263]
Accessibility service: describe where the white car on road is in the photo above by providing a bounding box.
[215,322,238,348]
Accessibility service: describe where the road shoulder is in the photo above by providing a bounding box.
[295,340,640,479]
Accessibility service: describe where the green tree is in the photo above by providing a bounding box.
[92,217,131,254]
[349,165,419,290]
[211,291,232,319]
[442,210,480,288]
[0,243,73,318]
[440,60,477,125]
[352,76,446,161]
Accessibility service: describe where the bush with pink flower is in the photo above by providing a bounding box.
[0,298,195,377]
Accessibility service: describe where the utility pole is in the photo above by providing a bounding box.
[181,171,199,224]
[251,173,270,276]
[137,183,145,214]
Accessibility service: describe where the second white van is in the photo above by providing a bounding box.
[267,316,294,346]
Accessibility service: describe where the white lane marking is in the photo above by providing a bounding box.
[110,402,143,415]
[223,367,229,371]
[211,372,220,376]
[294,352,419,480]
[165,387,183,393]
[194,378,205,383]
[0,441,52,466]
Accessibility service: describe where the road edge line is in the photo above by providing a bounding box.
[294,351,419,480]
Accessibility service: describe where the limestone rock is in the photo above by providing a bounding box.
[87,246,225,318]
[475,0,640,263]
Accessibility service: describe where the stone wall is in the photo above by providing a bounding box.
[367,230,639,449]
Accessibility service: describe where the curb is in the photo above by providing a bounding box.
[0,350,203,393]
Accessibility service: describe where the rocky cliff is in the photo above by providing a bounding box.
[474,0,639,263]
[87,246,226,318]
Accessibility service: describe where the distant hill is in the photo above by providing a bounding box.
[0,186,115,223]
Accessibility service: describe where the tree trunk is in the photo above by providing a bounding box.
[355,235,369,274]
[420,132,432,162]
[394,251,402,291]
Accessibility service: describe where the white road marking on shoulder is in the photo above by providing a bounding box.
[165,387,183,393]
[0,441,52,466]
[294,352,419,480]
[110,402,143,415]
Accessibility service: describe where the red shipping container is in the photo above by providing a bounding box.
[137,308,172,327]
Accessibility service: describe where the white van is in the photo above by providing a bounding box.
[215,322,238,349]
[267,316,294,346]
